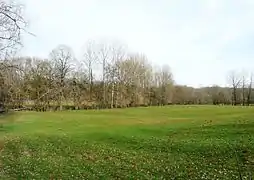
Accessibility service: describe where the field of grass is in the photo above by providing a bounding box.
[0,106,254,179]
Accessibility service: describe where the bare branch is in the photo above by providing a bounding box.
[0,1,27,58]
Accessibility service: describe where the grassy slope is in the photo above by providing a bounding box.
[0,106,254,179]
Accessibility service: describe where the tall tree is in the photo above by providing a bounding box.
[108,43,127,108]
[49,45,74,110]
[83,41,98,102]
[0,0,28,110]
[97,42,111,107]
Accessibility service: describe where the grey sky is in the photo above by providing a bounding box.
[20,0,254,87]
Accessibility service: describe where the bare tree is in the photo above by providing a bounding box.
[0,0,28,110]
[49,45,74,110]
[97,42,110,107]
[153,64,174,105]
[242,76,246,106]
[107,43,127,108]
[83,41,98,102]
[116,53,147,107]
[160,64,174,105]
[246,73,253,106]
[228,71,241,106]
[0,0,28,58]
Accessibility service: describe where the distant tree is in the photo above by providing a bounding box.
[158,64,174,105]
[246,73,253,106]
[97,42,110,107]
[107,43,127,108]
[241,75,246,106]
[82,41,98,102]
[228,71,241,105]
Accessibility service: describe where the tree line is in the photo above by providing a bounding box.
[0,41,253,111]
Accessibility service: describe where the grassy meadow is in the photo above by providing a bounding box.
[0,106,254,179]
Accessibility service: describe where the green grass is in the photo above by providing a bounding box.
[0,106,254,179]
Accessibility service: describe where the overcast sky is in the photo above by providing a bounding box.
[20,0,254,87]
